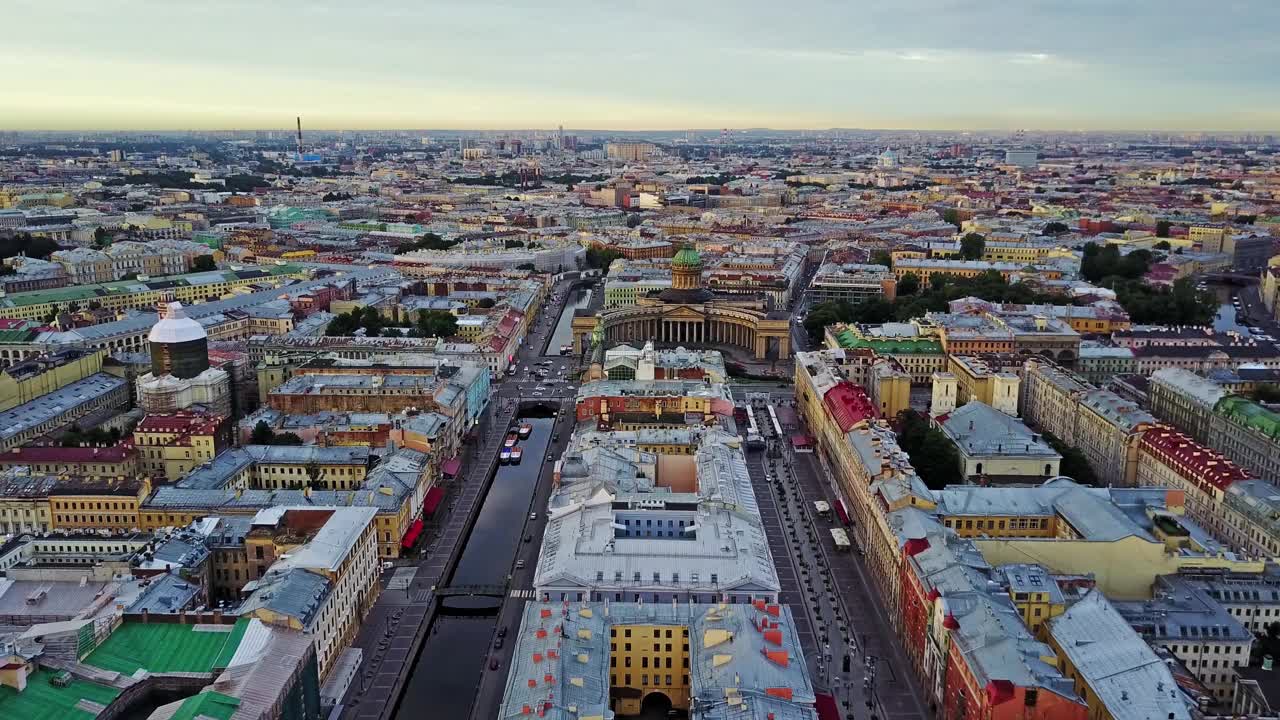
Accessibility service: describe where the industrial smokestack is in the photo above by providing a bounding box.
[296,116,303,156]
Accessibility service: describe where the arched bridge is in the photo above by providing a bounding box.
[432,584,508,599]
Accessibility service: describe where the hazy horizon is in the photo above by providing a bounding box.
[4,0,1278,133]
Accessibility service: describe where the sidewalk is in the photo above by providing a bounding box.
[338,402,515,720]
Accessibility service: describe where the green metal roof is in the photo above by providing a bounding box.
[84,618,250,676]
[0,668,121,720]
[1,266,303,308]
[834,331,943,355]
[1215,394,1280,439]
[671,245,702,268]
[170,691,240,720]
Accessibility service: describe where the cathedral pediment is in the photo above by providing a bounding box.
[660,306,707,321]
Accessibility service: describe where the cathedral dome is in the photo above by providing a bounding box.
[671,245,702,269]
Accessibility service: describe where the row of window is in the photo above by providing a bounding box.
[595,570,712,584]
[609,652,687,669]
[609,674,686,689]
[58,500,136,511]
[553,591,763,604]
[943,517,1049,532]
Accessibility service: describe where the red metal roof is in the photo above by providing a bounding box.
[822,382,877,433]
[0,445,134,463]
[1140,426,1248,491]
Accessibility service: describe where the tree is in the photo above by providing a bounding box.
[1252,385,1280,403]
[270,432,304,446]
[412,309,458,338]
[959,233,986,260]
[192,254,216,272]
[1155,220,1172,238]
[477,297,497,309]
[626,214,643,228]
[898,272,920,296]
[93,227,111,246]
[803,300,857,342]
[942,208,962,228]
[895,410,963,490]
[1041,221,1069,236]
[516,263,536,271]
[0,232,60,260]
[1153,240,1171,251]
[870,250,893,268]
[503,239,525,249]
[1040,431,1097,485]
[251,420,275,445]
[585,247,623,274]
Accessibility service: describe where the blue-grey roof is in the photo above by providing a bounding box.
[937,401,1062,460]
[498,602,818,720]
[0,373,126,447]
[125,573,202,615]
[237,568,332,626]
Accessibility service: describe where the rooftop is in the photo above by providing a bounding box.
[0,373,126,446]
[84,617,250,676]
[936,401,1062,460]
[0,668,121,720]
[497,602,817,720]
[1045,590,1190,720]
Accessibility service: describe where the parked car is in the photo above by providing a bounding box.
[516,559,526,570]
[494,637,504,650]
[497,626,508,638]
[489,657,501,671]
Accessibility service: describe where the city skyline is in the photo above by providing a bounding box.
[4,0,1279,133]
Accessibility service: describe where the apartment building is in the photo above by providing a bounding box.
[1113,583,1252,702]
[1021,359,1155,486]
[806,262,897,304]
[0,444,138,478]
[235,506,380,680]
[1040,590,1190,720]
[131,412,232,481]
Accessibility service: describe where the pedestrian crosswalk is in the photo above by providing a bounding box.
[509,588,537,599]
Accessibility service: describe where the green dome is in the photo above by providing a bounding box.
[672,245,702,268]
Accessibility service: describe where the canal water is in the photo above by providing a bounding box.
[1210,283,1249,334]
[395,415,555,720]
[546,287,592,354]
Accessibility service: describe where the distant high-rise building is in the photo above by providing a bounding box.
[605,142,655,163]
[1005,150,1039,168]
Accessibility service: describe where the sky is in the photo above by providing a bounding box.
[3,0,1279,132]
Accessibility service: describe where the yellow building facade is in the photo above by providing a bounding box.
[609,624,692,715]
[48,478,151,532]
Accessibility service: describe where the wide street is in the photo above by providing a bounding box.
[342,271,931,720]
[736,386,929,720]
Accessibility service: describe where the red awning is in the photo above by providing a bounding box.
[401,518,424,549]
[814,693,840,720]
[790,434,812,448]
[834,499,851,526]
[423,486,446,516]
[442,457,462,477]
